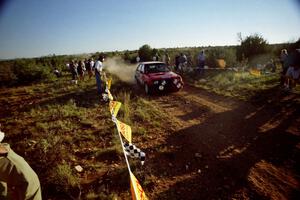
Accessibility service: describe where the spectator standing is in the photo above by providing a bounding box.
[280,49,289,85]
[156,53,160,61]
[178,53,187,73]
[187,53,193,72]
[90,58,95,71]
[162,52,170,66]
[94,55,104,95]
[84,58,89,76]
[198,50,206,75]
[136,56,140,63]
[0,131,42,200]
[86,59,93,79]
[66,63,70,70]
[152,54,157,61]
[70,60,78,84]
[175,55,180,71]
[284,65,300,90]
[283,50,300,91]
[77,60,85,81]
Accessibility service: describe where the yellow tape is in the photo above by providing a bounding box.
[107,78,112,90]
[107,89,114,101]
[116,120,132,143]
[130,171,148,200]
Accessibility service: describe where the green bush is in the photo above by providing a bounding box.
[0,62,17,86]
[123,50,137,63]
[14,60,52,84]
[237,34,268,61]
[0,59,54,86]
[201,47,237,68]
[138,44,152,61]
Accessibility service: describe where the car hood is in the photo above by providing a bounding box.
[147,71,180,79]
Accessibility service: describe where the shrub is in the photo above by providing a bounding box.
[237,34,268,61]
[0,62,17,86]
[14,60,52,83]
[123,50,137,63]
[138,44,152,61]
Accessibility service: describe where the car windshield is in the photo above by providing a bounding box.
[145,63,170,73]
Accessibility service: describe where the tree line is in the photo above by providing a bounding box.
[0,34,299,87]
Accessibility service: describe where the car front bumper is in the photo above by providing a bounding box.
[151,78,183,92]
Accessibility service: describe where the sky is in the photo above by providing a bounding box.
[0,0,299,59]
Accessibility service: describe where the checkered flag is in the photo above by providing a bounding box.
[123,142,146,165]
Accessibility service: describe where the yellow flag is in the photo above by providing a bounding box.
[130,171,148,200]
[249,69,261,76]
[107,78,112,90]
[109,101,122,117]
[117,120,132,143]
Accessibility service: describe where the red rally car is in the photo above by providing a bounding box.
[134,61,184,94]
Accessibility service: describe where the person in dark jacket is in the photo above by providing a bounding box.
[70,60,78,84]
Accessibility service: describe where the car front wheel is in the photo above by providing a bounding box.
[144,84,151,95]
[134,77,139,85]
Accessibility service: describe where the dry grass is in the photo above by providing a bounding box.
[0,73,168,199]
[188,70,281,100]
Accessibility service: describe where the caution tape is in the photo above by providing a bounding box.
[102,75,148,200]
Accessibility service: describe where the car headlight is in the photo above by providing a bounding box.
[173,79,178,84]
[154,81,159,84]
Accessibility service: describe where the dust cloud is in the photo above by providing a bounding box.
[104,57,137,83]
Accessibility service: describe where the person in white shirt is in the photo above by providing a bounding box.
[90,58,95,70]
[136,56,140,63]
[94,56,104,94]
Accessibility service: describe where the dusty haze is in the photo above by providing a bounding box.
[104,57,137,83]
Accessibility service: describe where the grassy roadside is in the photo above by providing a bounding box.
[184,69,300,101]
[0,73,170,199]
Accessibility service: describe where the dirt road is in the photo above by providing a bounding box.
[144,85,300,200]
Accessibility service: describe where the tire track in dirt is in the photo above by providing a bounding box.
[147,85,300,199]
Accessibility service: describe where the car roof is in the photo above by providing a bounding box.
[139,61,165,65]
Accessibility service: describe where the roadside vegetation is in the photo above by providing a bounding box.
[186,71,282,100]
[0,73,171,199]
[0,34,299,199]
